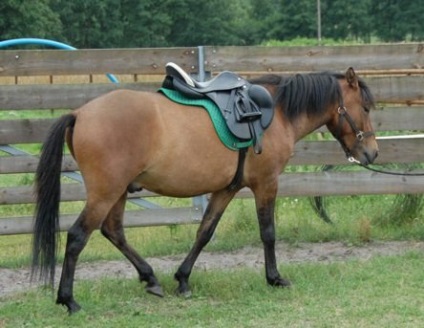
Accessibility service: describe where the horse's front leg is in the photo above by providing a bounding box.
[255,192,291,288]
[174,189,236,297]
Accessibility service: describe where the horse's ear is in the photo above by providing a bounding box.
[345,67,359,89]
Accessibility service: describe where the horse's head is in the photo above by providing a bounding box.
[326,67,379,165]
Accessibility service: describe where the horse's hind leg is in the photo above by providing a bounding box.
[100,193,163,297]
[56,204,107,314]
[174,189,236,297]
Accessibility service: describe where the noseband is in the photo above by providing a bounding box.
[335,104,374,162]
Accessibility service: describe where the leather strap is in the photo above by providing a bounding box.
[227,148,247,191]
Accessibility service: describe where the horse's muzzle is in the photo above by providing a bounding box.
[358,148,379,166]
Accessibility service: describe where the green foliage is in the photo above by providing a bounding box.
[274,0,318,40]
[166,0,249,46]
[0,0,63,41]
[371,1,424,42]
[50,0,124,48]
[321,0,373,42]
[1,0,422,47]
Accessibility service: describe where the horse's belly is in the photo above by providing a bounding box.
[133,149,238,197]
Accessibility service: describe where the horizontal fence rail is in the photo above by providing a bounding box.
[1,107,424,145]
[1,43,423,235]
[204,44,424,73]
[1,137,423,173]
[1,77,423,111]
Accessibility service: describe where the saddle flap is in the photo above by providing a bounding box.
[248,84,274,129]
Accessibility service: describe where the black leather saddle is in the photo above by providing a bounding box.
[162,62,274,154]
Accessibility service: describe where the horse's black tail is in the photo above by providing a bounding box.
[31,113,76,288]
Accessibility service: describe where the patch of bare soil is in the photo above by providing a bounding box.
[1,241,423,298]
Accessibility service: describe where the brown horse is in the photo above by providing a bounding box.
[31,67,378,313]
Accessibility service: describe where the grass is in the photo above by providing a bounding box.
[1,251,423,327]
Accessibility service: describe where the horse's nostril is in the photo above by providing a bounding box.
[366,149,378,164]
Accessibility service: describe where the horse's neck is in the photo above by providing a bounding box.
[290,111,332,142]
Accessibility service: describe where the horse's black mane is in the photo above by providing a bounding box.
[249,72,374,121]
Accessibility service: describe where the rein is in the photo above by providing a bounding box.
[347,157,424,176]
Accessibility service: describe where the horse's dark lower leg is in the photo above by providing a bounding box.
[100,194,163,297]
[257,198,291,288]
[174,190,236,296]
[56,209,93,314]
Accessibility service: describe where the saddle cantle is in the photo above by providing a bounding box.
[162,62,274,154]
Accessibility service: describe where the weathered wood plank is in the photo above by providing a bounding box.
[365,76,424,104]
[1,137,423,170]
[0,206,203,235]
[1,109,423,144]
[204,44,424,72]
[0,48,198,76]
[1,76,423,111]
[289,137,424,165]
[1,44,423,77]
[0,183,157,204]
[367,106,424,131]
[0,118,52,144]
[236,170,424,198]
[0,105,424,137]
[2,167,424,206]
[0,155,78,173]
[0,82,160,110]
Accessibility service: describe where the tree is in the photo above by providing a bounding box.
[165,0,249,46]
[119,0,173,47]
[0,0,62,41]
[321,0,372,42]
[370,0,424,42]
[50,0,123,48]
[272,0,317,40]
[245,0,281,44]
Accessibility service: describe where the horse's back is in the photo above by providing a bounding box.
[70,89,239,197]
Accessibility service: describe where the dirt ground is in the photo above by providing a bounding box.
[1,240,423,298]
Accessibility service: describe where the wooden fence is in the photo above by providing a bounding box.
[1,43,423,235]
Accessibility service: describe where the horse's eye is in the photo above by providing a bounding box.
[363,106,370,113]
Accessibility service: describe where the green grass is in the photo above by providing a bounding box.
[1,251,423,327]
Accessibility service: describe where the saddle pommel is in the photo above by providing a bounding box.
[165,62,195,87]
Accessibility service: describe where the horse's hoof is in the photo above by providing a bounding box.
[57,298,82,315]
[67,303,82,315]
[272,277,291,288]
[146,284,164,297]
[176,288,192,299]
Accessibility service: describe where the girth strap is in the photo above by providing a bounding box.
[227,148,247,191]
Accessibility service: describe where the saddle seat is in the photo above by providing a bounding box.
[162,62,274,153]
[165,62,246,96]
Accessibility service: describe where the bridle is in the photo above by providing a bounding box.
[334,104,374,163]
[335,103,424,176]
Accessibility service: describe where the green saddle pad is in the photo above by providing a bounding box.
[158,88,253,150]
